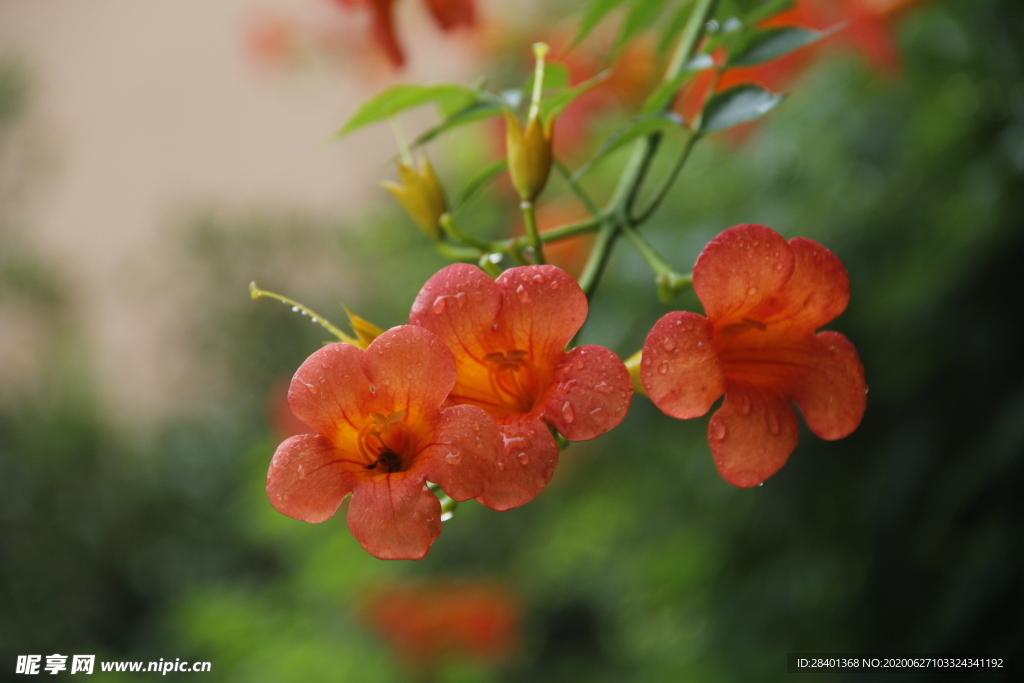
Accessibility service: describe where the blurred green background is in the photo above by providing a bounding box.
[1,0,1022,681]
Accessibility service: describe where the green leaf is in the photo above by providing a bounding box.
[641,53,716,115]
[337,84,480,136]
[745,0,795,24]
[453,159,508,211]
[730,26,822,67]
[572,112,687,181]
[657,1,697,58]
[541,71,611,121]
[611,0,672,62]
[572,0,629,48]
[412,102,504,148]
[700,84,785,132]
[521,62,572,105]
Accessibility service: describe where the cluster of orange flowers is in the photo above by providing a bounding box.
[256,0,948,559]
[267,224,865,559]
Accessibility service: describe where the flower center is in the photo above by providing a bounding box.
[358,411,412,473]
[483,350,540,413]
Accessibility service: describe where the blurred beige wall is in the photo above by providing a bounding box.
[0,0,481,428]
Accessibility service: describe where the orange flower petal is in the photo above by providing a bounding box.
[494,265,588,370]
[476,417,559,512]
[266,434,356,523]
[417,404,500,502]
[792,331,867,440]
[641,311,726,419]
[348,472,442,560]
[288,342,371,443]
[752,237,850,334]
[693,224,795,325]
[361,325,457,428]
[708,383,799,487]
[542,345,632,440]
[410,263,503,369]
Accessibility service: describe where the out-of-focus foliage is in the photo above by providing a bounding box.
[1,0,1022,681]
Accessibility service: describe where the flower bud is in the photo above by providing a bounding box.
[383,156,448,240]
[505,111,553,202]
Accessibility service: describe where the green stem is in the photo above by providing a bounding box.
[436,241,482,262]
[620,224,693,301]
[510,212,607,251]
[633,130,702,224]
[555,159,600,214]
[249,282,355,343]
[577,0,718,298]
[439,213,495,252]
[520,200,546,264]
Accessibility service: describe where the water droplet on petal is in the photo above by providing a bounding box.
[532,273,545,284]
[304,382,319,395]
[445,448,462,463]
[661,338,676,352]
[747,286,757,296]
[658,362,669,375]
[595,381,612,393]
[710,421,727,440]
[297,465,305,478]
[454,291,467,309]
[774,263,784,271]
[517,452,530,465]
[751,239,760,247]
[432,296,447,315]
[767,411,781,436]
[516,284,530,303]
[739,395,752,416]
[549,281,559,290]
[497,461,506,471]
[561,401,575,424]
[576,361,585,370]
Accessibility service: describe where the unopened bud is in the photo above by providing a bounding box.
[383,156,448,240]
[505,111,553,202]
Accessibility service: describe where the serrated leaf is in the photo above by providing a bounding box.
[700,84,785,132]
[572,112,687,181]
[541,71,611,121]
[730,26,822,67]
[338,84,480,136]
[572,0,629,48]
[412,102,505,148]
[453,159,508,210]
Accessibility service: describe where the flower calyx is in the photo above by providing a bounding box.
[506,43,555,202]
[383,155,449,240]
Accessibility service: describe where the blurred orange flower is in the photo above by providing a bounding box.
[364,583,520,669]
[331,0,476,67]
[677,0,931,125]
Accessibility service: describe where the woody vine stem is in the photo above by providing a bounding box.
[437,0,718,304]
